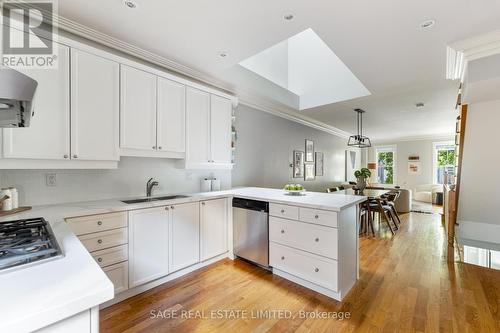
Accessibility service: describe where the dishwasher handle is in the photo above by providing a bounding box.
[232,197,269,212]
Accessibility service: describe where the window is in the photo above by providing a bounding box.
[376,146,396,184]
[433,142,455,184]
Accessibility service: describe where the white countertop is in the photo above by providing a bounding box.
[0,187,364,332]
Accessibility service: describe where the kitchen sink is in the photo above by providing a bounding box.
[121,195,189,204]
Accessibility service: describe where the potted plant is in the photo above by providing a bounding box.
[354,168,371,192]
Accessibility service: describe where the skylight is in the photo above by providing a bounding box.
[239,28,371,110]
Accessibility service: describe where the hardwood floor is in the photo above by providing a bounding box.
[100,212,500,332]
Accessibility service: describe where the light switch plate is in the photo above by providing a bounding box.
[45,173,57,186]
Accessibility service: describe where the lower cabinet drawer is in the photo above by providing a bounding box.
[79,228,128,252]
[270,242,338,291]
[102,261,129,294]
[92,245,128,267]
[269,216,338,260]
[67,212,127,236]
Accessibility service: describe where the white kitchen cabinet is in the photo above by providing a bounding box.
[185,88,233,169]
[120,65,157,152]
[157,77,185,154]
[200,198,228,261]
[210,95,232,165]
[168,202,200,272]
[71,49,119,161]
[2,43,70,160]
[128,207,169,288]
[185,87,210,166]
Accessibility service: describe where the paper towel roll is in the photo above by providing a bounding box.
[211,178,221,191]
[201,178,212,192]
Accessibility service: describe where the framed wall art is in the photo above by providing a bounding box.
[304,163,315,181]
[315,152,324,176]
[305,139,314,162]
[293,150,305,178]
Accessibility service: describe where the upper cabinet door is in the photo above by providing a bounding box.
[210,95,232,164]
[71,49,119,161]
[169,202,200,273]
[120,65,157,151]
[186,87,210,165]
[3,43,70,159]
[157,78,185,153]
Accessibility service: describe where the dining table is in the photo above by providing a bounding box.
[334,188,390,199]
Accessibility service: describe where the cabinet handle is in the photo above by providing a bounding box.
[171,206,174,209]
[97,258,103,263]
[281,256,285,260]
[97,221,102,226]
[315,238,319,242]
[315,215,319,219]
[73,154,78,158]
[63,154,68,159]
[281,229,285,234]
[315,268,319,273]
[201,202,205,206]
[97,239,103,244]
[152,146,156,149]
[281,209,285,213]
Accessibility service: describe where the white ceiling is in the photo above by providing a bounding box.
[58,0,500,141]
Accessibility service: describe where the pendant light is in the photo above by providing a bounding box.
[347,108,371,148]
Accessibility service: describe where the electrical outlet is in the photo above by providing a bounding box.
[45,173,57,186]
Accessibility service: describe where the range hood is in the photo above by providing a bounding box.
[0,68,38,127]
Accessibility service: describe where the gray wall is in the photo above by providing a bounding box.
[232,105,347,192]
[0,157,231,206]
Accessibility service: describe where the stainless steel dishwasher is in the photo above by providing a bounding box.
[233,197,269,268]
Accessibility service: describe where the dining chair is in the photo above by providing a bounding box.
[368,198,397,234]
[359,200,375,236]
[326,186,345,193]
[380,190,402,225]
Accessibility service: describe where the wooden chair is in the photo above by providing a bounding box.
[368,198,398,234]
[359,200,375,236]
[326,186,345,193]
[380,190,402,226]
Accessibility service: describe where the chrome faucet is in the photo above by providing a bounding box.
[146,178,159,197]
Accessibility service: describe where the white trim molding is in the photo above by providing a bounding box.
[447,30,500,81]
[457,220,500,250]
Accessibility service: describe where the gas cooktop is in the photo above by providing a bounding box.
[0,217,63,273]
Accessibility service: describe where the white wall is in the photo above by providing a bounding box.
[0,157,231,206]
[368,138,453,189]
[458,99,500,246]
[232,105,348,192]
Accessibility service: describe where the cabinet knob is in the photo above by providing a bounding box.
[158,146,162,150]
[73,154,78,158]
[152,146,156,149]
[281,209,285,213]
[315,238,319,242]
[97,221,102,226]
[315,215,319,219]
[281,256,285,260]
[97,258,102,263]
[165,207,169,210]
[315,268,319,273]
[171,206,174,209]
[201,202,205,206]
[281,229,285,234]
[97,239,102,244]
[63,154,68,159]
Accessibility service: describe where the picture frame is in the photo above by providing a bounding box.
[304,163,315,181]
[315,152,324,176]
[408,161,421,175]
[305,139,314,162]
[293,150,305,178]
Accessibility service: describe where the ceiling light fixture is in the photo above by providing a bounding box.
[283,13,294,21]
[420,19,435,29]
[218,52,228,58]
[123,0,138,9]
[415,102,425,108]
[347,108,371,148]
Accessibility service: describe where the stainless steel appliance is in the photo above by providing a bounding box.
[0,217,63,273]
[233,197,269,268]
[0,67,38,127]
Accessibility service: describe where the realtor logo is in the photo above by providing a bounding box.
[1,0,58,69]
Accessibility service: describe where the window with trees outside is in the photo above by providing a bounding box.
[433,142,455,184]
[376,147,396,184]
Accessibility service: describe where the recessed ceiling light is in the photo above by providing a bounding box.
[218,52,228,58]
[283,13,294,21]
[420,19,435,29]
[415,102,425,108]
[123,0,138,9]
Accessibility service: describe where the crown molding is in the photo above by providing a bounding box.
[49,12,352,139]
[447,30,500,81]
